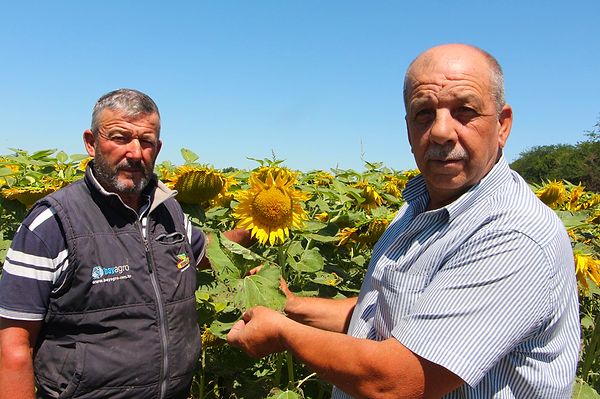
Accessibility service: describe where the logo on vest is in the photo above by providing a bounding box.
[176,253,190,272]
[91,264,132,284]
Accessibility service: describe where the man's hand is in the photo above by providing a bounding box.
[227,306,289,358]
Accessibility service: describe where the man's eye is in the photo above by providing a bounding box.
[140,138,156,147]
[110,135,130,144]
[454,107,478,121]
[413,109,435,123]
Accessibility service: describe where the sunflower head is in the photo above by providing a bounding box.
[336,218,389,246]
[77,157,93,172]
[254,165,296,184]
[536,180,567,207]
[336,227,359,246]
[315,212,329,222]
[354,181,383,210]
[567,184,585,211]
[168,166,232,205]
[312,171,335,187]
[575,253,600,291]
[233,168,311,246]
[1,180,67,208]
[201,328,225,348]
[383,175,407,198]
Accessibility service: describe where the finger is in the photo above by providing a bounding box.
[246,265,264,276]
[279,277,292,297]
[226,319,246,344]
[242,309,254,322]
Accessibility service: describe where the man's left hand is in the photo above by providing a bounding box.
[227,306,288,358]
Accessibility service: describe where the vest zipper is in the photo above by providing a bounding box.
[140,222,170,399]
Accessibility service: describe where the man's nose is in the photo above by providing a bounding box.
[429,110,457,145]
[125,139,143,160]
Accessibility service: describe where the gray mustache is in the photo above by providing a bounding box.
[425,145,468,161]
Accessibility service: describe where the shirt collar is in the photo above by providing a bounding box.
[402,154,512,221]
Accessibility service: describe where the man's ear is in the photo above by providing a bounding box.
[83,129,96,157]
[497,105,513,149]
[405,115,414,154]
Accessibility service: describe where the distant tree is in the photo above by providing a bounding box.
[511,117,600,192]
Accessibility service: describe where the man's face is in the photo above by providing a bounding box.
[404,46,512,208]
[84,108,162,197]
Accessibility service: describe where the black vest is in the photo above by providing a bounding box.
[33,167,201,399]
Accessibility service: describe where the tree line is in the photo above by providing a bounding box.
[510,117,600,192]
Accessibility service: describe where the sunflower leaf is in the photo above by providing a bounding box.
[205,233,241,282]
[233,265,285,311]
[266,390,302,399]
[289,248,324,273]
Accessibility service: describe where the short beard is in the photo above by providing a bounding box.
[93,153,153,195]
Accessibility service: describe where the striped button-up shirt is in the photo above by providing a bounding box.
[332,156,580,398]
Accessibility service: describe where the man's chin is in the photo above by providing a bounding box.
[111,177,147,195]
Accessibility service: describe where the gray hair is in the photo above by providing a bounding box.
[91,88,161,135]
[403,45,506,116]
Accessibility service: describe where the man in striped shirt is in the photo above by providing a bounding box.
[228,44,580,398]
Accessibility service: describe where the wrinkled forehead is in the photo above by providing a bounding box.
[97,109,161,134]
[404,50,493,105]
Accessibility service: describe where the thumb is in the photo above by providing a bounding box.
[227,319,246,344]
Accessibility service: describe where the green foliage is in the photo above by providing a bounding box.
[1,147,599,397]
[511,118,600,191]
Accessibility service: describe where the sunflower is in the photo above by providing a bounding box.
[337,227,359,246]
[167,166,234,206]
[354,181,383,210]
[315,212,329,222]
[383,175,407,198]
[566,184,586,211]
[201,328,225,348]
[336,218,390,246]
[77,157,93,172]
[575,253,600,291]
[536,180,567,207]
[1,180,67,208]
[233,168,311,246]
[312,171,335,187]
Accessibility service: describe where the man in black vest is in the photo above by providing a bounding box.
[0,89,248,399]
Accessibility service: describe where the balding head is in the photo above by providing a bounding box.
[403,44,505,116]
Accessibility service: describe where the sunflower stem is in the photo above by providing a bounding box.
[286,351,295,386]
[277,244,287,280]
[304,238,313,251]
[581,310,600,380]
[199,348,206,399]
[274,351,285,388]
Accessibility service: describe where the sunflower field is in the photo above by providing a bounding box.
[1,148,599,399]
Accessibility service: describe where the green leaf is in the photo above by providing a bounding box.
[310,271,342,287]
[205,233,240,282]
[289,248,324,273]
[572,380,600,398]
[302,220,327,232]
[267,390,301,399]
[0,167,14,177]
[301,233,339,243]
[554,210,588,229]
[56,151,68,163]
[180,148,199,164]
[30,149,57,160]
[233,265,286,311]
[69,153,90,162]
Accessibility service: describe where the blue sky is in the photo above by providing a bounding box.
[1,1,598,172]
